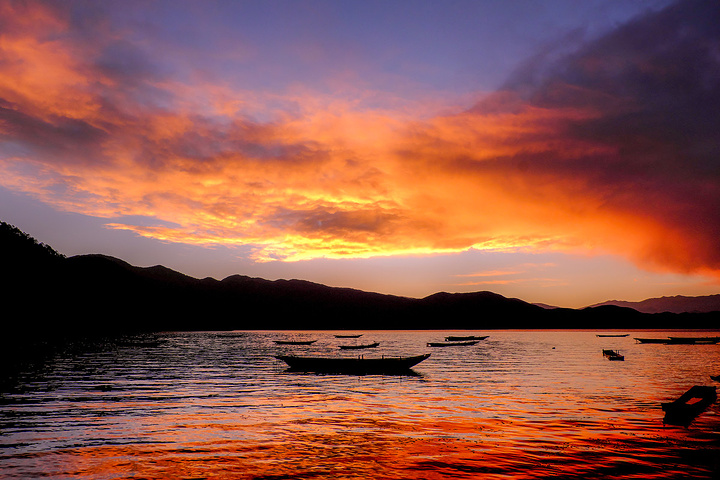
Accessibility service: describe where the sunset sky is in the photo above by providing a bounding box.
[1,0,718,308]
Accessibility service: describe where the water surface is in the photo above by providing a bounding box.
[2,330,719,479]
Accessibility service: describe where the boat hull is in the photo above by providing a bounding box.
[338,342,380,350]
[275,353,431,374]
[444,335,489,342]
[662,385,717,426]
[427,341,479,347]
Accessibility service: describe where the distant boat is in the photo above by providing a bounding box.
[427,341,479,347]
[634,337,671,344]
[275,353,430,374]
[635,336,720,345]
[444,335,489,342]
[274,340,317,345]
[667,336,720,345]
[596,334,629,337]
[662,385,717,426]
[602,349,624,361]
[339,342,380,350]
[334,334,363,338]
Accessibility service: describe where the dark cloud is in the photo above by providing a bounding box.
[488,0,720,271]
[0,98,108,161]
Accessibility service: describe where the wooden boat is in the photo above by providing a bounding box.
[339,342,380,350]
[634,337,671,344]
[274,340,317,345]
[602,349,624,361]
[275,353,430,374]
[596,334,629,337]
[667,336,720,345]
[334,334,363,338]
[427,340,479,347]
[662,385,717,426]
[444,335,489,342]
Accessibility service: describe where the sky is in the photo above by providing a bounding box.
[1,0,719,308]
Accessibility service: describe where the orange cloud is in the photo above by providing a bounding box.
[0,1,718,283]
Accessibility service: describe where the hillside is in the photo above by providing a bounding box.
[2,221,718,335]
[590,295,720,314]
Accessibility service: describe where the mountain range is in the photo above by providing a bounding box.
[2,221,718,335]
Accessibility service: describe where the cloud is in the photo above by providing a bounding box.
[0,1,718,281]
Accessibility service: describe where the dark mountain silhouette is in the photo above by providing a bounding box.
[2,221,718,336]
[590,295,720,314]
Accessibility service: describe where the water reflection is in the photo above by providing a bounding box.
[1,330,719,479]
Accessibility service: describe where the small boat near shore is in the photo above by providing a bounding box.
[334,334,363,338]
[339,342,380,350]
[275,353,430,374]
[274,340,317,345]
[427,341,479,347]
[444,335,489,342]
[596,334,629,337]
[662,385,717,426]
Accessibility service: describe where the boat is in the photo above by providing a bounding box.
[275,353,431,374]
[339,342,380,350]
[274,340,317,345]
[667,336,720,345]
[427,341,479,347]
[634,338,671,344]
[634,336,720,345]
[444,335,489,342]
[662,385,717,426]
[602,349,624,361]
[334,334,363,338]
[711,375,720,382]
[596,334,629,337]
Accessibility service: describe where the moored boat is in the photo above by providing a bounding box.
[339,342,380,350]
[596,334,629,337]
[662,385,717,426]
[427,341,479,347]
[667,336,720,345]
[444,335,489,342]
[275,353,430,374]
[602,349,624,361]
[274,340,317,345]
[634,338,671,344]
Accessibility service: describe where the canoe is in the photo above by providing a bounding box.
[444,335,489,342]
[334,334,363,338]
[427,341,479,347]
[275,353,430,374]
[662,385,717,426]
[339,342,380,350]
[274,340,317,345]
[667,336,720,345]
[634,338,671,344]
[596,334,629,337]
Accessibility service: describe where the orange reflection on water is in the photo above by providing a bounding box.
[45,404,714,480]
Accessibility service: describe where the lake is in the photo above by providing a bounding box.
[1,330,719,479]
